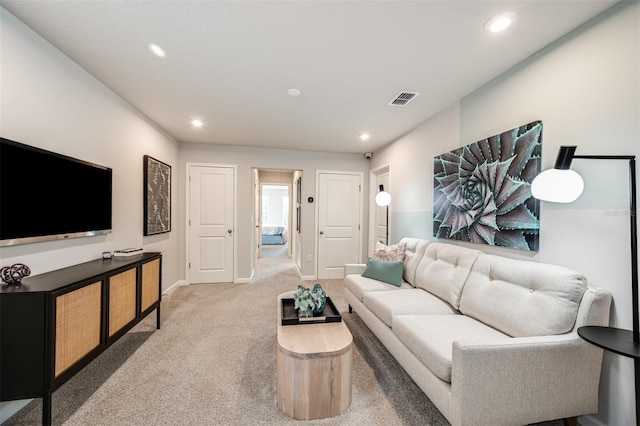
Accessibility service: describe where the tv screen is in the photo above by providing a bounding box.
[0,138,112,246]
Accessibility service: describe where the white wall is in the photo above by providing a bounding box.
[0,9,180,289]
[374,103,461,243]
[262,186,289,226]
[259,170,294,227]
[3,1,637,423]
[0,6,181,421]
[372,2,639,424]
[179,143,369,280]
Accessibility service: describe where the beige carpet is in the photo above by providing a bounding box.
[5,254,564,426]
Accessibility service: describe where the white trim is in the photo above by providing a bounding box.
[577,415,607,426]
[300,275,316,281]
[259,181,293,258]
[0,400,32,423]
[185,162,238,284]
[161,279,186,296]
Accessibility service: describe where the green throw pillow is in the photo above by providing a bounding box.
[361,257,403,287]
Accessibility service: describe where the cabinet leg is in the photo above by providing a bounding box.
[156,306,161,329]
[42,390,52,426]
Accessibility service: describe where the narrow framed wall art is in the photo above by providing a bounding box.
[143,155,171,236]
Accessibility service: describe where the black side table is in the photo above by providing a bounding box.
[578,326,639,425]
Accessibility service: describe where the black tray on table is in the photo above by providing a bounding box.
[280,297,342,325]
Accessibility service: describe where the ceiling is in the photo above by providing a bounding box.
[1,1,619,154]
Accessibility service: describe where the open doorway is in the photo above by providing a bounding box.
[261,184,290,257]
[369,164,390,256]
[253,169,299,264]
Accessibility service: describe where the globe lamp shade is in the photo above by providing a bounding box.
[531,168,584,203]
[375,191,391,207]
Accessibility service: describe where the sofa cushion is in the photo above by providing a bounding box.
[399,237,421,253]
[400,238,430,287]
[363,289,458,327]
[344,273,412,302]
[413,243,481,310]
[374,241,406,261]
[459,254,587,337]
[362,257,404,286]
[393,314,510,383]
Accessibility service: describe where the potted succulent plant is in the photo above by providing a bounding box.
[293,284,327,318]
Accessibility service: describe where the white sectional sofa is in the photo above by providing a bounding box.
[343,237,612,426]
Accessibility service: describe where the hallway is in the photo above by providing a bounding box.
[253,243,298,281]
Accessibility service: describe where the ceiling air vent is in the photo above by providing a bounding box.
[388,91,419,106]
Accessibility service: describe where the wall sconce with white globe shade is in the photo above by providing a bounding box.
[375,185,391,244]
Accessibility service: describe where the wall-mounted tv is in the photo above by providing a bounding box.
[0,138,113,246]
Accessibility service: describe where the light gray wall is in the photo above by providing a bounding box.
[179,143,369,280]
[0,7,181,421]
[0,7,180,289]
[372,2,639,424]
[3,1,637,424]
[262,186,289,226]
[259,170,294,184]
[0,3,369,289]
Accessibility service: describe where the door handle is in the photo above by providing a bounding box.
[228,229,233,234]
[319,231,324,235]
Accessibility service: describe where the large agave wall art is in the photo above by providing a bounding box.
[433,121,542,251]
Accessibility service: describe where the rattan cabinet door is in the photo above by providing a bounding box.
[108,267,138,338]
[141,258,160,313]
[54,281,102,378]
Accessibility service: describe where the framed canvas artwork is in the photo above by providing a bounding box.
[433,121,542,251]
[143,155,171,236]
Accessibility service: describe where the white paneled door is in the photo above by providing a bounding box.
[189,165,234,283]
[317,171,362,279]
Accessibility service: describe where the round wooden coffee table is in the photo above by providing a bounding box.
[276,292,353,420]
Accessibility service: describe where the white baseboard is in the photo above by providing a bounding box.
[162,280,186,295]
[0,399,32,423]
[235,275,252,283]
[301,275,316,280]
[578,414,607,426]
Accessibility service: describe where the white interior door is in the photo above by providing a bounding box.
[189,165,234,283]
[317,171,362,279]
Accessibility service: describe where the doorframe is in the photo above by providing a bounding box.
[259,181,293,258]
[369,163,390,256]
[315,169,364,279]
[185,162,238,284]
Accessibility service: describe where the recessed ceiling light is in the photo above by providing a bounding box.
[287,88,301,97]
[485,11,517,33]
[359,133,370,141]
[149,43,166,58]
[191,119,203,127]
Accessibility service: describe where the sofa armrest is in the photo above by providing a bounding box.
[344,263,366,276]
[450,334,604,426]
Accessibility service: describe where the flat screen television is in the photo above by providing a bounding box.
[0,138,113,246]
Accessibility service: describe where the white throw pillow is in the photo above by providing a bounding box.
[374,241,406,262]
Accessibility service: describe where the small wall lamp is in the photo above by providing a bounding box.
[375,184,391,207]
[375,184,391,244]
